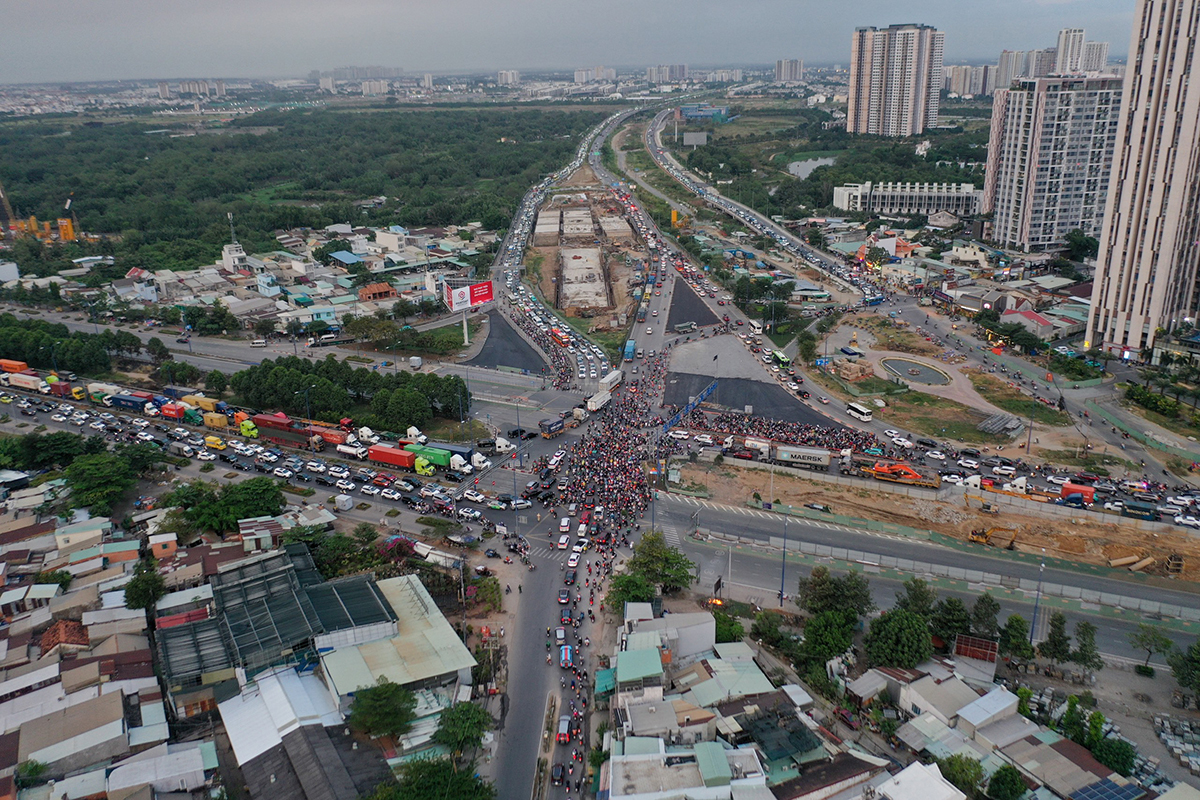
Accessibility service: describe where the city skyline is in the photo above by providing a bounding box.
[2,0,1136,84]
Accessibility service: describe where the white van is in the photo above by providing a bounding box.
[251,339,268,347]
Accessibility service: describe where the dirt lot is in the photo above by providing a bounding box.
[679,462,1200,580]
[561,163,601,188]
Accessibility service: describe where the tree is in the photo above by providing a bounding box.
[938,754,985,798]
[220,477,285,521]
[1071,621,1104,672]
[1038,612,1072,665]
[348,677,417,738]
[204,369,228,397]
[713,611,745,643]
[999,614,1036,660]
[865,246,890,269]
[145,336,170,364]
[803,610,855,663]
[894,578,937,620]
[625,530,696,593]
[796,566,840,616]
[1170,639,1200,693]
[970,593,1002,640]
[353,522,379,549]
[1015,686,1033,717]
[365,757,496,800]
[386,388,432,429]
[35,570,72,591]
[1064,228,1100,261]
[606,573,655,608]
[987,764,1027,800]
[865,609,933,668]
[65,452,134,515]
[254,319,278,338]
[124,558,166,611]
[431,702,492,760]
[1092,737,1136,777]
[1129,623,1173,667]
[931,597,972,649]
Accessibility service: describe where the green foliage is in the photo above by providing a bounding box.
[1060,695,1086,743]
[999,614,1036,660]
[282,524,386,579]
[1038,612,1072,665]
[65,452,134,515]
[931,597,971,649]
[365,756,496,800]
[1128,624,1173,668]
[589,746,610,769]
[974,308,1046,355]
[970,593,1002,640]
[431,701,493,758]
[625,530,696,593]
[14,760,47,789]
[865,609,933,668]
[1071,621,1104,672]
[0,109,602,273]
[348,677,418,738]
[987,764,1027,800]
[1126,382,1180,417]
[124,557,166,611]
[938,753,985,799]
[1064,229,1100,261]
[713,611,745,644]
[1092,737,1136,777]
[163,477,284,534]
[204,369,228,397]
[1169,639,1200,693]
[34,570,72,591]
[803,610,855,663]
[894,577,937,620]
[1016,687,1033,717]
[605,573,656,608]
[0,313,114,376]
[796,566,874,619]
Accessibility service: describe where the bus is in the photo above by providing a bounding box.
[1120,500,1160,521]
[846,402,873,423]
[748,320,764,336]
[863,294,885,307]
[550,328,571,348]
[772,350,791,367]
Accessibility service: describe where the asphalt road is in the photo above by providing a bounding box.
[465,310,548,374]
[664,373,833,426]
[665,281,720,330]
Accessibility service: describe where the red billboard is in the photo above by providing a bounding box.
[444,280,494,311]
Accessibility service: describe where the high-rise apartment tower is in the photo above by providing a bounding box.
[847,23,944,137]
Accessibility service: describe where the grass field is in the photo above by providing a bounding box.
[875,389,1010,445]
[968,372,1071,426]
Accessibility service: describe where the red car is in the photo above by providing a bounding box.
[736,320,744,326]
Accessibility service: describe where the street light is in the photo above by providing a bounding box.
[1029,548,1046,645]
[294,385,316,452]
[39,345,58,376]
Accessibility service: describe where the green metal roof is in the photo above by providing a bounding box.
[616,648,662,682]
[695,741,732,787]
[623,736,663,756]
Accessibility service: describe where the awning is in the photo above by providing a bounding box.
[594,667,616,696]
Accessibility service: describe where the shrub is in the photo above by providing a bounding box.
[1134,664,1155,678]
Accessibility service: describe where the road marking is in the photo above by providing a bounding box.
[661,523,682,546]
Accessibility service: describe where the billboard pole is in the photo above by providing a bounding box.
[462,308,469,346]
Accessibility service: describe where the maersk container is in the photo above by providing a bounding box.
[772,445,831,468]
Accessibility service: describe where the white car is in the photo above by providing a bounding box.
[560,517,571,532]
[787,382,800,391]
[51,414,67,423]
[458,507,482,520]
[132,418,149,428]
[71,416,87,426]
[558,534,571,549]
[883,429,900,438]
[892,437,913,449]
[462,489,486,504]
[1175,515,1200,530]
[992,465,1017,477]
[646,327,653,335]
[336,480,356,492]
[941,474,964,485]
[572,538,590,553]
[567,552,581,568]
[381,488,403,501]
[667,430,690,440]
[1103,501,1124,512]
[136,431,155,442]
[273,467,294,479]
[512,498,532,509]
[360,485,381,496]
[1045,474,1070,486]
[306,461,326,473]
[957,458,980,470]
[693,434,714,446]
[89,421,107,431]
[196,450,217,461]
[926,451,946,461]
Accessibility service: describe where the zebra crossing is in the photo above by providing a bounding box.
[660,523,682,546]
[659,493,894,538]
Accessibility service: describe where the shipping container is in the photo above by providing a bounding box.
[203,412,228,429]
[771,445,832,468]
[404,444,452,468]
[9,372,47,393]
[539,418,565,439]
[367,445,417,469]
[160,404,185,420]
[586,392,610,412]
[109,394,148,412]
[1060,483,1095,504]
[428,441,474,460]
[0,360,28,374]
[161,386,199,400]
[599,370,622,393]
[310,427,350,446]
[47,383,74,398]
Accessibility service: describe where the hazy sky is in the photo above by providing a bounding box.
[2,0,1135,84]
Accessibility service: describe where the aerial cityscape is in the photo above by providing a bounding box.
[2,1,1200,800]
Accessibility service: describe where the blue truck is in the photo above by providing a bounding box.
[161,385,199,400]
[623,340,636,362]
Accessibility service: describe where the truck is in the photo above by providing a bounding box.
[357,427,381,445]
[311,427,354,447]
[48,382,85,400]
[450,454,474,474]
[599,370,622,393]
[0,360,28,374]
[539,418,565,439]
[251,413,325,451]
[409,356,424,370]
[203,435,226,450]
[161,386,199,400]
[429,442,475,461]
[8,372,49,394]
[336,443,369,460]
[203,412,228,429]
[110,394,150,412]
[742,437,771,458]
[239,418,258,438]
[636,305,648,323]
[492,436,515,454]
[87,382,121,404]
[368,444,417,470]
[406,427,429,445]
[159,404,185,421]
[674,321,697,334]
[770,445,833,469]
[1060,483,1095,505]
[623,340,636,362]
[189,396,229,415]
[1120,500,1160,521]
[860,460,940,488]
[334,494,354,511]
[168,442,195,458]
[404,443,452,468]
[586,392,611,413]
[471,452,492,471]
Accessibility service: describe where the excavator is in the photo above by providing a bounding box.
[968,527,1019,549]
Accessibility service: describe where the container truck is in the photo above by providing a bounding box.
[312,428,353,446]
[336,443,369,460]
[161,386,199,400]
[87,382,120,404]
[10,372,49,394]
[251,413,325,451]
[449,454,473,474]
[770,445,833,469]
[188,396,229,414]
[110,394,149,412]
[586,392,610,412]
[623,340,636,362]
[239,418,258,438]
[430,442,475,461]
[46,382,79,399]
[160,404,185,421]
[368,445,417,469]
[404,444,452,468]
[0,360,28,374]
[357,427,380,444]
[471,453,492,471]
[183,408,203,425]
[492,437,515,454]
[539,418,565,439]
[168,442,195,458]
[599,370,622,393]
[742,437,771,458]
[1060,483,1095,504]
[203,412,228,429]
[406,427,429,444]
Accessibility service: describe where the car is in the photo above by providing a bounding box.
[328,466,350,479]
[1103,501,1125,512]
[818,396,830,404]
[512,498,532,509]
[51,414,67,423]
[273,467,294,479]
[507,427,530,439]
[559,517,571,532]
[941,474,965,485]
[305,460,326,473]
[646,327,653,335]
[992,465,1017,477]
[567,552,581,568]
[892,437,913,448]
[463,489,486,504]
[572,538,589,553]
[1175,515,1200,529]
[561,607,573,625]
[89,420,106,430]
[957,458,980,470]
[458,507,482,521]
[564,569,577,586]
[558,589,571,604]
[883,429,900,438]
[693,433,714,446]
[444,471,467,484]
[925,451,947,461]
[487,498,507,510]
[667,430,690,440]
[381,488,403,501]
[420,484,445,498]
[787,382,800,391]
[360,485,381,496]
[196,450,217,461]
[1045,474,1070,486]
[397,478,419,492]
[335,480,356,492]
[558,534,571,549]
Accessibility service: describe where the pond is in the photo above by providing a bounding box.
[787,157,836,179]
[881,358,951,386]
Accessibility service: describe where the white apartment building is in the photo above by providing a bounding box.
[497,70,520,86]
[1088,0,1200,354]
[848,23,944,137]
[833,182,984,216]
[775,59,804,83]
[983,75,1122,252]
[1055,28,1086,72]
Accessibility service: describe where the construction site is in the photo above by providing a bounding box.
[528,168,645,328]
